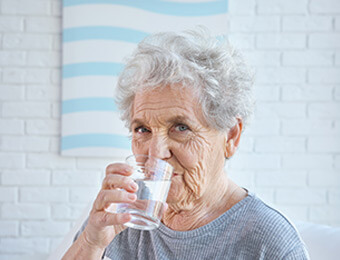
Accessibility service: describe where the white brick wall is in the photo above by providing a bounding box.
[0,0,339,259]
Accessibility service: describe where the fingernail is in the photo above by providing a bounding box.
[121,213,131,222]
[130,182,138,190]
[128,193,136,201]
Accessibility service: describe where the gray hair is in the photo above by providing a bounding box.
[115,27,255,132]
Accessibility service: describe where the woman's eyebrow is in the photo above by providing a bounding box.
[130,119,144,130]
[166,115,193,125]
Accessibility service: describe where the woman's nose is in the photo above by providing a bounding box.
[148,135,172,159]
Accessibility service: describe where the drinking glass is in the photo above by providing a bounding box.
[116,154,173,230]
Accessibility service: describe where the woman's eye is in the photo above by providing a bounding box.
[135,126,150,134]
[174,124,189,132]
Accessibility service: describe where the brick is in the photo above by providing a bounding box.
[257,33,306,49]
[310,0,340,14]
[229,154,281,170]
[309,171,340,187]
[26,84,60,101]
[1,136,49,152]
[282,16,333,32]
[253,188,275,204]
[0,221,19,236]
[51,203,87,220]
[27,153,76,169]
[0,16,23,32]
[49,136,59,152]
[310,206,340,222]
[52,102,61,118]
[282,154,333,169]
[309,33,340,49]
[243,51,280,66]
[50,237,63,252]
[0,187,17,202]
[0,238,49,254]
[52,1,62,16]
[255,170,307,187]
[0,50,25,65]
[275,205,308,222]
[228,170,254,188]
[281,85,333,101]
[52,170,101,186]
[1,0,50,15]
[229,0,255,14]
[276,188,327,204]
[228,33,255,50]
[76,158,115,170]
[70,187,100,203]
[0,85,25,100]
[25,17,61,33]
[308,103,340,118]
[0,153,25,169]
[27,68,51,84]
[2,203,49,219]
[335,155,340,169]
[0,254,48,260]
[230,16,280,32]
[254,85,280,101]
[3,102,50,118]
[282,119,336,135]
[255,136,306,153]
[246,118,280,135]
[256,68,306,84]
[52,34,62,51]
[308,68,340,83]
[257,0,308,14]
[336,17,340,31]
[329,189,340,205]
[21,221,70,236]
[2,68,25,83]
[20,187,68,203]
[238,137,254,152]
[2,170,50,186]
[255,103,306,118]
[27,51,60,67]
[3,34,51,50]
[0,119,24,134]
[3,68,50,84]
[26,119,59,135]
[51,69,61,85]
[335,86,340,101]
[308,137,340,152]
[282,51,333,66]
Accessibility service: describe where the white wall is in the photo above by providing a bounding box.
[0,0,339,259]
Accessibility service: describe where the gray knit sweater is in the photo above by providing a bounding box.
[75,192,310,260]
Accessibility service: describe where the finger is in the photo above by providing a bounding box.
[105,163,133,176]
[92,211,132,227]
[94,189,137,211]
[102,174,138,192]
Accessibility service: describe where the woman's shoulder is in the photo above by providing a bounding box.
[241,192,299,235]
[235,192,309,258]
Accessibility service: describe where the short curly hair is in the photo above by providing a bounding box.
[115,27,255,132]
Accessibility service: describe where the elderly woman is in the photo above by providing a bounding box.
[63,28,309,259]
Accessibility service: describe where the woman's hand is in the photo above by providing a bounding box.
[62,163,138,259]
[83,163,138,249]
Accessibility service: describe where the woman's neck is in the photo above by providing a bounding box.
[162,176,247,231]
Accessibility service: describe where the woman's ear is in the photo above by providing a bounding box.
[225,118,243,159]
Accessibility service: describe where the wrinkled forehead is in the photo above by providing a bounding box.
[130,85,209,127]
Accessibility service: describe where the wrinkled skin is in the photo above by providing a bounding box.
[61,85,247,259]
[130,85,247,231]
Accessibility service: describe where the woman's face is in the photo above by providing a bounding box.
[130,85,227,210]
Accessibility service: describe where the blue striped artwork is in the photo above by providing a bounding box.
[62,0,228,157]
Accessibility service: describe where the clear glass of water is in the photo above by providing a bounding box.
[116,154,174,230]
